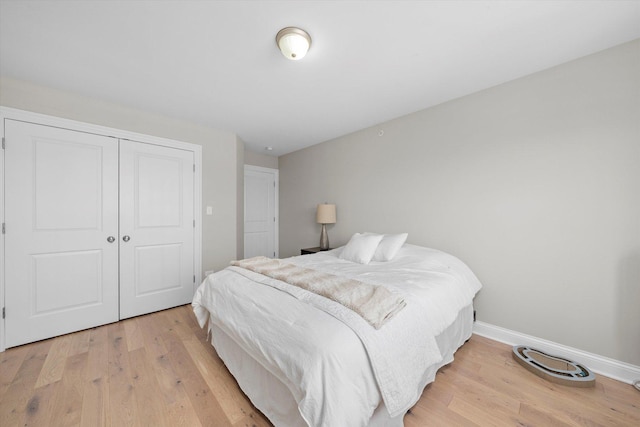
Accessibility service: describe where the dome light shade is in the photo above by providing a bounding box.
[276,27,311,60]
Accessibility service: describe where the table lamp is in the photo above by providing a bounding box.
[316,204,336,250]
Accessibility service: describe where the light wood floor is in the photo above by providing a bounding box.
[1,305,638,426]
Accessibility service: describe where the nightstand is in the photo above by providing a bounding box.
[301,247,331,255]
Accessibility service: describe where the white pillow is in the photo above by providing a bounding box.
[339,233,384,264]
[373,233,408,262]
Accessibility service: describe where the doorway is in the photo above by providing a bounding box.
[244,165,278,258]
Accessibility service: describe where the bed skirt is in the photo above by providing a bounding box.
[207,304,474,427]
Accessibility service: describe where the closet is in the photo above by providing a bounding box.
[1,108,201,349]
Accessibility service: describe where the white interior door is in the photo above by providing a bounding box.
[244,166,278,258]
[4,120,119,347]
[119,139,195,319]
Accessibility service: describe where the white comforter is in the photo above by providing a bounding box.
[192,244,482,426]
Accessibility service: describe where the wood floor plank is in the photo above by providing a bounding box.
[409,394,478,427]
[447,394,526,426]
[67,328,92,357]
[123,318,144,353]
[518,401,578,427]
[436,363,522,415]
[166,397,204,427]
[177,304,209,341]
[34,333,73,388]
[106,322,140,427]
[2,305,639,427]
[0,339,53,427]
[601,374,640,401]
[163,308,197,342]
[178,304,205,331]
[161,327,232,427]
[419,374,454,407]
[147,350,190,406]
[182,336,254,424]
[48,352,88,426]
[128,347,168,427]
[81,325,113,426]
[136,312,169,359]
[85,326,109,382]
[231,410,273,427]
[0,344,29,401]
[80,375,111,427]
[21,380,60,427]
[599,378,640,425]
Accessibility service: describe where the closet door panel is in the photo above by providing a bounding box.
[119,140,195,319]
[4,120,119,348]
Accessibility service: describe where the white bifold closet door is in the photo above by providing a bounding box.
[118,139,195,319]
[4,121,195,348]
[4,120,120,347]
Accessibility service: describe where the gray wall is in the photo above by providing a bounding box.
[0,77,241,274]
[245,149,279,169]
[279,40,640,365]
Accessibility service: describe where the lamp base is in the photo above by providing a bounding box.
[319,224,329,250]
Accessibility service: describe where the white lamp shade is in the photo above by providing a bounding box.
[276,27,311,60]
[316,204,336,224]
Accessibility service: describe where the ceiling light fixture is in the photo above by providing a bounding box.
[276,27,311,60]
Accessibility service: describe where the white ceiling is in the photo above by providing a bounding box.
[1,1,639,156]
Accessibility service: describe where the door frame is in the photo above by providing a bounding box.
[0,106,202,352]
[244,165,279,259]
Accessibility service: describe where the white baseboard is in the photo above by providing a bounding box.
[473,321,640,385]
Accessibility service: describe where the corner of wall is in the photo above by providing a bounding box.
[237,138,245,260]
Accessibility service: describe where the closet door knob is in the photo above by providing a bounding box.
[107,236,115,243]
[122,235,131,242]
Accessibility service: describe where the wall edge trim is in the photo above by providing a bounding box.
[473,321,640,384]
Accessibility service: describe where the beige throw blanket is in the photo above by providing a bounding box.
[231,256,406,329]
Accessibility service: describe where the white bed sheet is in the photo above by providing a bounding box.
[192,244,482,426]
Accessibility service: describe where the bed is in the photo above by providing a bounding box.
[192,237,482,427]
